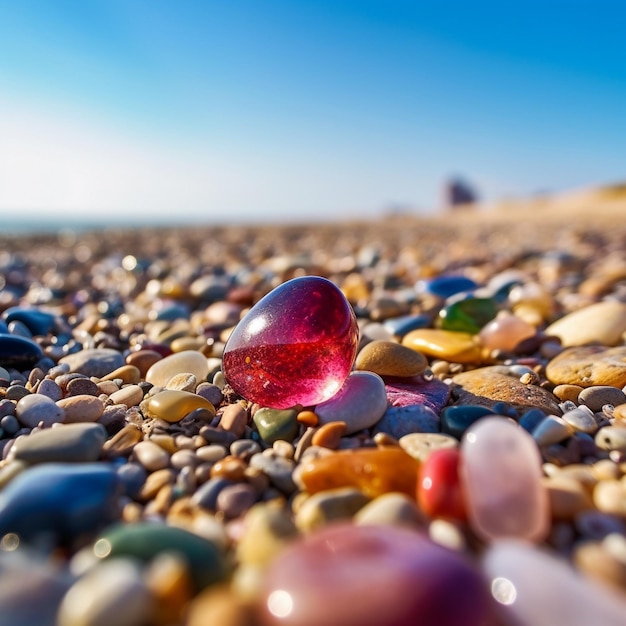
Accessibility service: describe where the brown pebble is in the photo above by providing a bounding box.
[102,424,143,458]
[210,455,247,481]
[126,350,163,378]
[100,364,142,385]
[573,540,626,592]
[219,402,248,438]
[355,339,428,377]
[542,476,594,520]
[66,377,99,397]
[57,394,104,423]
[553,384,583,403]
[138,468,176,501]
[311,421,347,449]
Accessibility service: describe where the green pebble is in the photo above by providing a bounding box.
[438,297,498,334]
[97,522,226,591]
[253,407,299,445]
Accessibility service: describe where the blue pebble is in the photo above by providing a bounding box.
[0,334,44,369]
[3,307,57,336]
[383,313,431,338]
[0,463,119,544]
[373,404,439,439]
[519,408,547,433]
[416,275,478,299]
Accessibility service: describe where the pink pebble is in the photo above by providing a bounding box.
[460,417,549,543]
[478,313,536,352]
[257,523,495,626]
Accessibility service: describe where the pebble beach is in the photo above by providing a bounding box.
[2,201,626,625]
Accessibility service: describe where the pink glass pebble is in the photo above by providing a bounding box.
[460,416,549,543]
[257,523,495,626]
[478,312,536,352]
[223,276,359,409]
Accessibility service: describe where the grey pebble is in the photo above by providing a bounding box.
[578,385,626,412]
[230,438,262,460]
[248,451,296,494]
[196,382,224,407]
[216,483,259,518]
[59,348,125,378]
[15,393,65,428]
[117,463,148,499]
[37,378,63,401]
[191,477,236,511]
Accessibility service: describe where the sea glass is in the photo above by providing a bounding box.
[222,276,359,409]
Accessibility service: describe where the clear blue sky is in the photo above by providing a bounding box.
[1,0,625,224]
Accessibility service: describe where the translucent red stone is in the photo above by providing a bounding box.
[417,447,467,522]
[222,276,359,409]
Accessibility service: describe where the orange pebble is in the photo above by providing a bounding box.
[297,410,319,427]
[298,447,420,498]
[311,421,347,449]
[210,456,247,481]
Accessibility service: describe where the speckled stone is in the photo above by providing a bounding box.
[59,348,125,378]
[11,423,107,463]
[546,346,626,388]
[452,366,561,415]
[399,432,458,462]
[545,300,626,347]
[15,393,65,428]
[355,340,428,377]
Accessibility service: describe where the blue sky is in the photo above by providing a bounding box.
[1,0,625,224]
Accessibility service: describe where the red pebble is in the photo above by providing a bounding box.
[418,447,467,521]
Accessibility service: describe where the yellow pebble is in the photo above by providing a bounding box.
[402,329,484,364]
[145,390,216,423]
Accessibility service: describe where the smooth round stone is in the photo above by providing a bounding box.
[595,425,626,453]
[545,301,626,347]
[399,432,458,462]
[103,424,143,458]
[296,447,420,498]
[57,394,104,423]
[552,384,584,403]
[145,350,209,387]
[561,406,598,434]
[532,415,573,446]
[0,333,44,369]
[15,393,65,428]
[100,364,141,385]
[253,407,299,445]
[133,440,171,471]
[59,348,125,378]
[416,275,477,299]
[418,447,467,521]
[452,366,562,415]
[249,453,297,494]
[402,329,484,364]
[144,390,216,422]
[578,385,626,412]
[478,312,536,352]
[236,503,298,566]
[383,313,431,338]
[593,481,626,516]
[37,378,63,401]
[483,540,626,626]
[440,405,495,439]
[546,346,626,388]
[11,423,107,463]
[57,559,152,626]
[542,475,594,520]
[0,463,119,543]
[295,487,370,531]
[315,371,388,434]
[3,307,56,336]
[126,349,163,377]
[217,482,259,519]
[109,384,144,407]
[223,276,359,409]
[355,340,428,378]
[438,296,498,334]
[0,365,10,382]
[353,492,423,528]
[165,372,197,392]
[257,523,494,626]
[461,417,549,542]
[98,522,226,592]
[373,404,439,439]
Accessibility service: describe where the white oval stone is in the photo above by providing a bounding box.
[545,301,626,347]
[314,371,389,434]
[461,417,549,542]
[483,540,626,626]
[145,350,209,388]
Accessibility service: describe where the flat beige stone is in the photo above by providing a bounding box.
[545,346,626,388]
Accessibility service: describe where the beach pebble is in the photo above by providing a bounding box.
[373,404,439,438]
[441,405,495,439]
[98,522,226,592]
[57,559,152,626]
[296,447,419,498]
[59,348,125,378]
[133,440,171,471]
[248,453,297,494]
[552,384,583,403]
[315,371,388,434]
[543,475,595,520]
[311,421,346,449]
[453,366,561,415]
[219,402,248,438]
[257,523,494,626]
[417,275,477,298]
[546,346,626,388]
[253,407,299,445]
[593,480,626,516]
[109,384,144,407]
[0,334,44,369]
[354,492,423,528]
[0,463,119,543]
[217,483,259,519]
[461,417,549,542]
[595,425,626,453]
[11,423,107,463]
[57,394,104,423]
[399,432,458,462]
[37,378,63,401]
[532,415,573,446]
[295,487,370,531]
[578,385,626,412]
[355,339,428,377]
[545,300,626,347]
[478,312,536,352]
[483,540,626,626]
[126,349,162,377]
[144,389,216,422]
[3,307,56,336]
[402,329,484,364]
[383,376,451,411]
[15,393,65,427]
[145,350,209,387]
[561,406,598,434]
